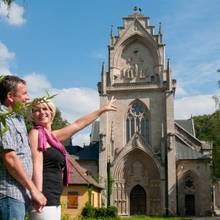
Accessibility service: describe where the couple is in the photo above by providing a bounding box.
[0,75,117,220]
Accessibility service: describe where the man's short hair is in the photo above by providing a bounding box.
[0,75,26,104]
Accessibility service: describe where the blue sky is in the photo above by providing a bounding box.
[0,0,220,145]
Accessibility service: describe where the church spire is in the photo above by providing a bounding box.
[158,22,162,35]
[166,59,172,91]
[158,22,163,44]
[167,58,170,71]
[110,25,114,38]
[110,25,115,46]
[101,62,107,95]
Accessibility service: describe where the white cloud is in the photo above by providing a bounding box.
[0,42,14,61]
[0,41,15,75]
[0,2,25,26]
[53,88,99,122]
[175,94,215,119]
[162,1,220,96]
[24,73,99,123]
[24,73,99,146]
[24,73,52,97]
[71,131,91,146]
[175,83,188,98]
[172,59,220,97]
[53,88,99,146]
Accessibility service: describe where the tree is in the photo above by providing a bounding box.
[193,110,220,178]
[52,109,68,130]
[2,0,14,6]
[212,69,220,109]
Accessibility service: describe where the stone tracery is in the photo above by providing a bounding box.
[126,99,149,144]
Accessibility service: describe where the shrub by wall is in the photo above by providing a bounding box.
[82,204,118,218]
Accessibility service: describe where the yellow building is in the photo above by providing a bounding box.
[60,156,102,219]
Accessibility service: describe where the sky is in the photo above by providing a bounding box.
[0,0,220,146]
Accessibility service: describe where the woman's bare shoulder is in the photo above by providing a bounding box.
[29,128,39,137]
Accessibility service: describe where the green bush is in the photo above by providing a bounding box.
[94,207,107,218]
[82,202,95,218]
[82,204,118,219]
[105,206,118,218]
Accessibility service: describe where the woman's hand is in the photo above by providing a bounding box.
[102,96,117,113]
[52,96,117,141]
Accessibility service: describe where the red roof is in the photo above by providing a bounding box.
[67,155,103,189]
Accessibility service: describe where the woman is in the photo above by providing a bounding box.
[29,97,117,220]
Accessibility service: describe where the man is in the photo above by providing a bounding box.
[0,75,47,220]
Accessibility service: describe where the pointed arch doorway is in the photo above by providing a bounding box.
[130,185,146,215]
[185,194,195,216]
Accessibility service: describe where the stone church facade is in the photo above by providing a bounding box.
[76,9,213,216]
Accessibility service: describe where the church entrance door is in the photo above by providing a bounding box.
[130,185,146,215]
[185,194,195,216]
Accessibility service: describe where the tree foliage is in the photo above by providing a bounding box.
[1,0,14,6]
[52,109,69,130]
[2,0,14,6]
[193,110,220,178]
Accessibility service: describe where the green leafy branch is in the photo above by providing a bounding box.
[0,75,4,82]
[26,92,57,110]
[2,0,14,6]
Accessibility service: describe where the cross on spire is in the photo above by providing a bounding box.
[133,6,142,13]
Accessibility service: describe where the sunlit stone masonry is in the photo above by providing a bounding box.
[77,8,214,217]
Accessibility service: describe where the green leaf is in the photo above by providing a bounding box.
[2,0,14,6]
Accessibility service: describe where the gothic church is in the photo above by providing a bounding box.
[75,9,213,216]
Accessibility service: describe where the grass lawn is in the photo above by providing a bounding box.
[60,215,188,220]
[121,216,186,220]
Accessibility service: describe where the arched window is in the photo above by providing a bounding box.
[184,173,195,190]
[126,100,149,144]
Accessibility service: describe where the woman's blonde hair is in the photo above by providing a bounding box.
[46,101,56,120]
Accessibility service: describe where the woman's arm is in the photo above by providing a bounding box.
[29,129,43,192]
[53,96,117,142]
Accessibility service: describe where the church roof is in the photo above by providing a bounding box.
[175,119,195,136]
[75,142,99,161]
[67,155,102,189]
[176,137,209,160]
[65,145,83,155]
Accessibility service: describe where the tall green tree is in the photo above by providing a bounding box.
[193,110,220,178]
[52,109,69,130]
